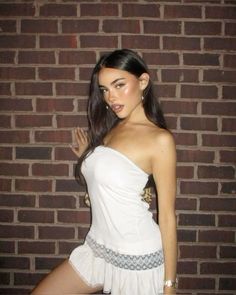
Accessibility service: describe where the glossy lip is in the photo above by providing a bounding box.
[111,104,124,113]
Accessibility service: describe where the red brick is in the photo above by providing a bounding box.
[59,51,96,65]
[123,4,159,17]
[201,262,236,275]
[177,261,197,274]
[40,36,77,49]
[0,163,28,176]
[180,245,217,258]
[143,53,179,65]
[80,35,118,48]
[178,277,215,290]
[220,246,236,258]
[0,51,15,64]
[223,118,236,132]
[221,182,236,194]
[21,19,58,33]
[219,278,236,291]
[0,3,35,16]
[122,35,159,50]
[204,70,236,83]
[15,179,52,192]
[0,20,16,32]
[0,256,30,269]
[35,130,71,143]
[14,273,45,286]
[0,241,15,253]
[173,132,197,146]
[0,147,12,160]
[62,20,99,33]
[205,6,236,19]
[15,82,52,96]
[56,179,82,192]
[18,241,55,254]
[144,21,181,34]
[0,35,35,48]
[225,23,236,36]
[177,149,215,163]
[81,4,118,16]
[18,210,54,223]
[32,163,69,177]
[0,209,13,222]
[59,241,81,254]
[165,116,177,129]
[163,37,200,50]
[77,226,90,240]
[15,115,52,128]
[220,151,235,163]
[0,178,11,191]
[58,210,90,224]
[223,86,236,99]
[181,85,217,99]
[55,147,77,161]
[0,98,32,111]
[200,197,236,212]
[56,82,88,96]
[177,166,194,179]
[176,198,197,210]
[0,83,11,95]
[0,115,11,128]
[35,257,64,270]
[39,195,76,209]
[179,213,215,226]
[198,165,235,179]
[38,226,75,239]
[180,117,217,131]
[185,21,221,35]
[224,55,236,68]
[79,67,93,81]
[177,229,197,242]
[202,134,236,147]
[38,67,75,80]
[202,102,236,116]
[56,115,87,128]
[18,51,55,64]
[154,85,176,98]
[199,230,234,242]
[0,194,35,207]
[162,101,197,114]
[0,225,34,239]
[36,98,74,112]
[162,69,198,82]
[180,181,218,195]
[0,67,35,80]
[183,53,219,66]
[218,215,236,227]
[103,20,140,33]
[0,272,10,284]
[204,38,236,51]
[0,131,29,143]
[40,4,77,16]
[164,5,201,18]
[16,147,52,160]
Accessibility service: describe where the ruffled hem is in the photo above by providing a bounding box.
[69,242,164,295]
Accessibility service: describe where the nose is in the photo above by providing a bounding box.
[106,88,117,103]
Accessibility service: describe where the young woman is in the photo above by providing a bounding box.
[31,49,177,295]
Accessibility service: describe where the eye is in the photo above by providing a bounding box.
[99,87,107,94]
[115,83,125,89]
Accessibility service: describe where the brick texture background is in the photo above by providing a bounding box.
[0,0,235,294]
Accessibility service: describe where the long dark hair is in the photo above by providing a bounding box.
[76,49,167,180]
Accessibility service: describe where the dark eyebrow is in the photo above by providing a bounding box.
[99,78,125,88]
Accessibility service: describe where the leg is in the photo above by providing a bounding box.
[31,259,103,295]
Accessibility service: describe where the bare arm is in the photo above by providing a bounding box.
[151,130,177,294]
[71,127,89,158]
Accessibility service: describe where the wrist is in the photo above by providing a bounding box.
[163,278,178,289]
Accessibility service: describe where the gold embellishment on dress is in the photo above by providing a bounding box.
[141,187,152,204]
[84,192,91,207]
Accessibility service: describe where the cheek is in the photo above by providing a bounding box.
[123,83,140,98]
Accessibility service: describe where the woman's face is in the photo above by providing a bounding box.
[98,67,149,119]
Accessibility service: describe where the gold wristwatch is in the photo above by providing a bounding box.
[164,279,178,288]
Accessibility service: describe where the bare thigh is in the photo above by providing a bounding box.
[31,259,103,295]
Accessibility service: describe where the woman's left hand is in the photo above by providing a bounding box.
[70,127,89,158]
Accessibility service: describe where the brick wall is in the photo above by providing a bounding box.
[0,1,235,294]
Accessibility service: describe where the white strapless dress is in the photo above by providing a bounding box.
[69,146,164,295]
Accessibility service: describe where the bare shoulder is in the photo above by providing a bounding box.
[150,128,176,158]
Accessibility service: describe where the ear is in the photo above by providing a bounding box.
[139,73,150,91]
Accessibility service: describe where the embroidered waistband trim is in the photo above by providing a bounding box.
[86,235,164,271]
